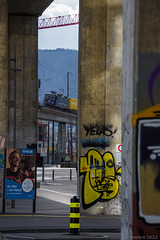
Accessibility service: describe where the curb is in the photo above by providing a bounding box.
[0,233,111,240]
[0,228,120,234]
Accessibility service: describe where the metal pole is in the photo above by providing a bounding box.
[52,169,54,180]
[12,47,16,209]
[52,121,55,164]
[13,46,16,149]
[67,72,69,98]
[70,125,73,162]
[42,124,45,181]
[68,126,70,156]
[33,159,37,214]
[70,169,72,181]
[47,122,49,164]
[42,158,44,181]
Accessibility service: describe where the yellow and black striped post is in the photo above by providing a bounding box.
[70,196,80,235]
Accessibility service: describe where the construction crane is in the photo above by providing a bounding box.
[38,14,79,30]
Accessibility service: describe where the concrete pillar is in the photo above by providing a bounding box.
[122,0,160,239]
[0,0,8,140]
[8,15,38,148]
[79,0,123,215]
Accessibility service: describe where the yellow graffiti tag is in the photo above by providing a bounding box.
[132,103,160,126]
[80,149,120,209]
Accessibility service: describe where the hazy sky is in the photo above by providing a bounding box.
[38,0,79,50]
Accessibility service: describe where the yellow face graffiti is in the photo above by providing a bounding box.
[80,149,120,209]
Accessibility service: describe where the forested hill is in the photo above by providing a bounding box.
[38,49,78,103]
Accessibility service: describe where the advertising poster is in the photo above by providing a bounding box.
[0,137,5,212]
[5,148,36,200]
[0,151,4,197]
[0,149,4,212]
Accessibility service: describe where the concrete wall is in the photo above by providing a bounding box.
[8,15,38,148]
[79,0,123,215]
[122,0,160,239]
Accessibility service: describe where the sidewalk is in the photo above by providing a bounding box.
[0,179,121,240]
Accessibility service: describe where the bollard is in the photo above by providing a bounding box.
[70,196,80,235]
[70,169,72,180]
[11,199,15,208]
[52,169,54,180]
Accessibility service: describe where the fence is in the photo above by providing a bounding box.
[36,167,77,182]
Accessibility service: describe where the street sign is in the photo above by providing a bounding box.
[116,144,122,153]
[41,147,47,157]
[116,144,122,165]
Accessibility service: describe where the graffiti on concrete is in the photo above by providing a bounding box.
[83,124,118,137]
[132,103,160,126]
[81,125,118,149]
[137,118,160,224]
[80,149,121,209]
[81,138,110,149]
[148,64,160,105]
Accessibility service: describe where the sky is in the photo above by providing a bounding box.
[38,0,79,50]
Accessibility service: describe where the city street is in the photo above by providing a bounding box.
[4,166,77,214]
[37,167,77,207]
[2,166,121,239]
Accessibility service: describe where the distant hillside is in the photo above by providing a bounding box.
[38,49,78,103]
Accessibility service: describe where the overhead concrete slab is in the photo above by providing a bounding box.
[8,0,54,16]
